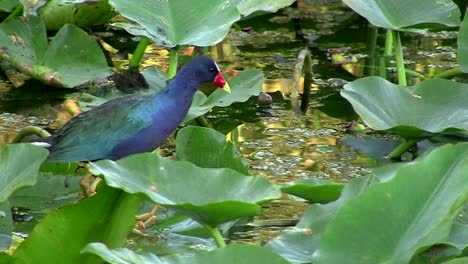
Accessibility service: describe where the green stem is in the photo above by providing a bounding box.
[292,49,313,115]
[195,116,213,128]
[168,48,179,79]
[12,126,51,143]
[393,31,407,86]
[387,138,420,159]
[101,191,143,248]
[129,37,151,69]
[206,225,226,247]
[434,67,464,79]
[4,4,23,22]
[366,25,378,76]
[384,30,393,57]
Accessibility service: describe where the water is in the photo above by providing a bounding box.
[0,0,460,248]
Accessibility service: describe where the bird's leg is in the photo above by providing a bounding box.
[80,172,102,197]
[134,205,165,230]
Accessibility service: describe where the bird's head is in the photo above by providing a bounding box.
[189,56,231,93]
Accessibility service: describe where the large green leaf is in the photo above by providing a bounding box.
[83,243,289,264]
[341,77,468,138]
[313,143,468,264]
[342,0,460,30]
[458,13,468,72]
[109,0,240,47]
[184,69,263,122]
[89,153,281,227]
[0,144,48,203]
[231,0,296,16]
[12,185,140,264]
[0,201,12,250]
[0,17,111,88]
[168,244,290,264]
[176,126,249,174]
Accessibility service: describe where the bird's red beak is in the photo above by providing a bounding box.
[213,72,231,93]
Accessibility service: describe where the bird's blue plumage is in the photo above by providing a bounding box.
[41,56,225,162]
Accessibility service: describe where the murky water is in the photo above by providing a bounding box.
[0,0,461,247]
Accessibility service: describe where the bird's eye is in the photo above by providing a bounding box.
[209,68,215,72]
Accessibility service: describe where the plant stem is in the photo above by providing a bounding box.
[206,225,226,247]
[393,31,407,86]
[292,49,313,115]
[384,30,393,57]
[12,126,51,143]
[129,37,151,69]
[387,138,419,159]
[101,191,143,248]
[434,67,464,79]
[366,25,378,76]
[168,48,179,79]
[195,116,213,128]
[4,4,23,22]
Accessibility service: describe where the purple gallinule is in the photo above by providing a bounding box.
[36,56,230,162]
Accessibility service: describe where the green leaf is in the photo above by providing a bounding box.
[0,17,111,88]
[109,0,240,47]
[89,153,281,227]
[442,257,468,264]
[176,126,249,174]
[341,77,468,138]
[84,243,289,264]
[0,144,48,203]
[313,143,468,264]
[12,185,140,263]
[82,242,165,264]
[231,0,296,16]
[0,0,19,12]
[184,69,263,122]
[38,0,114,30]
[0,201,12,250]
[458,14,468,72]
[281,179,344,204]
[168,244,290,264]
[342,0,460,30]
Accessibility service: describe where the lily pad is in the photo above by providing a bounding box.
[232,0,296,16]
[176,126,249,174]
[0,201,12,250]
[84,243,289,264]
[11,185,140,263]
[0,17,111,88]
[281,179,344,204]
[313,143,468,264]
[342,0,460,30]
[82,242,165,264]
[184,69,264,122]
[89,153,281,227]
[0,144,48,203]
[109,0,240,47]
[458,13,468,72]
[341,77,468,138]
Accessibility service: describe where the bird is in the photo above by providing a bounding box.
[35,56,230,162]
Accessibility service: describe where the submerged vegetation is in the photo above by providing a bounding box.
[0,0,467,263]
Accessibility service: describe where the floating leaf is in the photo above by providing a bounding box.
[341,77,468,138]
[313,143,468,264]
[232,0,296,16]
[11,185,140,263]
[0,17,111,88]
[109,0,240,47]
[82,242,165,264]
[342,0,460,30]
[90,153,281,227]
[176,126,249,174]
[184,69,263,122]
[0,144,48,203]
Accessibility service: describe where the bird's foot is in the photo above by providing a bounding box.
[80,172,101,197]
[134,205,163,231]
